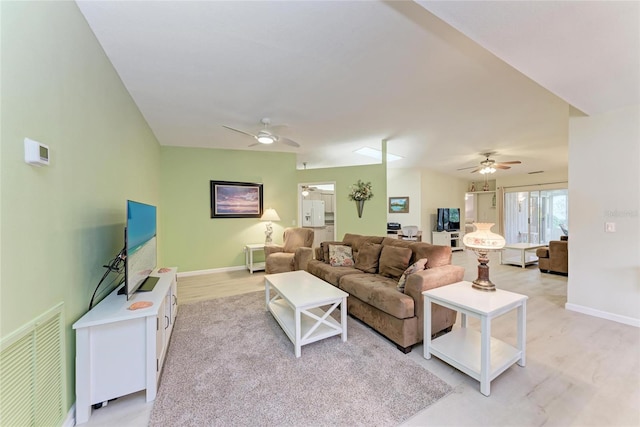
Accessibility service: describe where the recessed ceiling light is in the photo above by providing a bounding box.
[354,147,403,162]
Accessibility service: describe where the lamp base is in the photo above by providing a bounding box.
[472,250,497,292]
[471,279,496,292]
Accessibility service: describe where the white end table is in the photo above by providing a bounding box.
[244,243,265,273]
[423,281,527,396]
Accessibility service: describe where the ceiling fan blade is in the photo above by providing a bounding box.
[222,125,257,139]
[495,165,511,169]
[457,166,478,171]
[279,137,300,147]
[248,142,260,147]
[470,168,480,173]
[498,161,522,165]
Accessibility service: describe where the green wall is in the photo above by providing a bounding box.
[160,147,297,271]
[1,1,160,412]
[159,147,388,272]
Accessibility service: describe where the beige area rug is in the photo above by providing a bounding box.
[149,291,452,427]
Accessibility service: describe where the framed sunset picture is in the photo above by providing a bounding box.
[210,181,263,218]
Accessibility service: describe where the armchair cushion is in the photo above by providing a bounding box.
[265,227,314,274]
[282,227,314,253]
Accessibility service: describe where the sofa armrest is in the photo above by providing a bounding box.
[404,264,465,338]
[294,247,314,271]
[536,247,549,258]
[264,245,284,257]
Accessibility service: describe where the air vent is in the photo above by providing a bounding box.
[0,303,66,427]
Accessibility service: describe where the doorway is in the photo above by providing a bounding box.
[298,182,336,248]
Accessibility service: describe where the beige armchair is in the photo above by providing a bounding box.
[265,227,314,274]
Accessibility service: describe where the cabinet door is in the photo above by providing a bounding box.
[155,298,167,377]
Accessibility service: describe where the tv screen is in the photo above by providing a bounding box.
[437,208,461,232]
[122,200,158,300]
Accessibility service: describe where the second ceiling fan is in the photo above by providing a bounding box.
[222,117,300,148]
[459,153,522,174]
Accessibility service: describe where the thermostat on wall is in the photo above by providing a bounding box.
[24,138,50,166]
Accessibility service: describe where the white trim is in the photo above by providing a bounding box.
[62,403,75,427]
[177,265,246,278]
[565,303,640,327]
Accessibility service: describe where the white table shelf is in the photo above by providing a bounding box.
[244,243,265,273]
[423,281,527,396]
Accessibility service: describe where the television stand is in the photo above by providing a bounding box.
[432,231,464,252]
[73,267,178,424]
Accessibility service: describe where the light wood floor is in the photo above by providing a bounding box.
[82,251,640,427]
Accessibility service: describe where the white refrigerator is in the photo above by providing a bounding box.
[302,200,325,227]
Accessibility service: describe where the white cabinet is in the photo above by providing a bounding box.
[73,267,178,424]
[321,193,333,212]
[432,231,464,252]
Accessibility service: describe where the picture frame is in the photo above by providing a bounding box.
[388,196,409,213]
[210,181,263,218]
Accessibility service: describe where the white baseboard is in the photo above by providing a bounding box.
[177,265,246,278]
[62,403,75,427]
[565,303,640,327]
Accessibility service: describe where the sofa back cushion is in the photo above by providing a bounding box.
[343,233,384,252]
[378,245,412,280]
[409,242,452,268]
[354,242,383,273]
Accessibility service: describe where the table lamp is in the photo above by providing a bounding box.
[462,223,505,291]
[260,208,281,245]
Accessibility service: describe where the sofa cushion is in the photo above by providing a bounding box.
[339,274,415,319]
[378,245,412,280]
[354,242,383,273]
[343,234,385,258]
[397,258,428,292]
[329,245,354,267]
[409,242,451,268]
[306,260,361,287]
[320,241,347,263]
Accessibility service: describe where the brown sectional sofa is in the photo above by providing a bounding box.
[306,233,465,353]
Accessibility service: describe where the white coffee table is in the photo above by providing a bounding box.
[500,243,547,268]
[423,281,527,396]
[265,270,348,357]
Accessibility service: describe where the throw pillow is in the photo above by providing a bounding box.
[354,242,383,273]
[378,245,412,280]
[321,241,346,264]
[397,258,428,292]
[328,244,355,267]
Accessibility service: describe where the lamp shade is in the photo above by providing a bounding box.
[463,223,505,251]
[260,208,281,222]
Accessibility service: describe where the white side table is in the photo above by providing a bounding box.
[244,243,265,273]
[423,281,527,396]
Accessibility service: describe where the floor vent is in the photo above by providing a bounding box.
[0,303,66,427]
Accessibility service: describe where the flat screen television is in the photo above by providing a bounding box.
[436,208,461,232]
[120,200,158,300]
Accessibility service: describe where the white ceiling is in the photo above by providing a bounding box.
[76,1,639,178]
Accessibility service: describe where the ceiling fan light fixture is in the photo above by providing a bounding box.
[480,166,496,174]
[257,134,275,144]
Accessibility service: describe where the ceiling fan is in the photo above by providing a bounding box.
[458,153,522,174]
[222,118,300,148]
